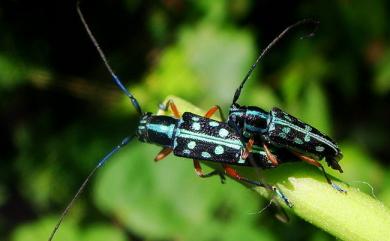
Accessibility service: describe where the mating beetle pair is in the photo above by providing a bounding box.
[135,18,346,200]
[225,20,345,193]
[48,5,345,241]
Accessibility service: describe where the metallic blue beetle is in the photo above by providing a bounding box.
[48,6,298,241]
[226,19,345,193]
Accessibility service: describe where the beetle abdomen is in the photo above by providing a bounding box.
[174,112,242,163]
[266,107,342,165]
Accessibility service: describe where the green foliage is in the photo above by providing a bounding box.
[159,96,390,241]
[374,50,390,94]
[94,143,271,240]
[0,54,29,89]
[11,217,127,241]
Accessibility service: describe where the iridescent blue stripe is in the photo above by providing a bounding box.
[246,110,268,119]
[146,124,176,139]
[273,118,338,152]
[178,129,242,150]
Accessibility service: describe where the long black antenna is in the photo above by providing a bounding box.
[232,19,319,105]
[77,2,143,115]
[48,136,133,241]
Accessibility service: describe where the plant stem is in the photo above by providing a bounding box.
[158,95,390,241]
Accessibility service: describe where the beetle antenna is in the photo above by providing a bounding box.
[77,2,143,115]
[48,136,133,241]
[232,19,320,105]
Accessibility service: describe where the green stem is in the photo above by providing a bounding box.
[158,95,390,241]
[244,163,390,241]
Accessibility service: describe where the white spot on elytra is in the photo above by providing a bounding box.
[238,158,246,164]
[201,152,211,158]
[209,121,219,127]
[187,141,196,149]
[316,146,325,152]
[192,122,201,131]
[192,117,200,122]
[214,145,224,155]
[219,128,229,138]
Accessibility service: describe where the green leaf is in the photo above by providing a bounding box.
[0,54,28,89]
[374,50,390,95]
[94,140,264,240]
[156,96,390,241]
[82,224,128,241]
[301,82,331,135]
[179,23,256,104]
[11,217,127,241]
[11,217,79,241]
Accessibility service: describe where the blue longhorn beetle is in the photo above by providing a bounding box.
[48,4,303,241]
[226,20,346,193]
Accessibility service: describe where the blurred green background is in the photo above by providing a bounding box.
[1,0,390,240]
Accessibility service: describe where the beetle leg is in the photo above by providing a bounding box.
[204,105,226,121]
[154,147,173,162]
[222,164,292,207]
[241,137,254,160]
[262,143,279,166]
[293,152,347,193]
[193,160,226,183]
[273,200,290,223]
[161,99,181,118]
[223,164,260,185]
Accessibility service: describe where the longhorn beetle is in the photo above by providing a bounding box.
[48,4,301,241]
[226,20,346,193]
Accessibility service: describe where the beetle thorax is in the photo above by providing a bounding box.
[137,113,177,148]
